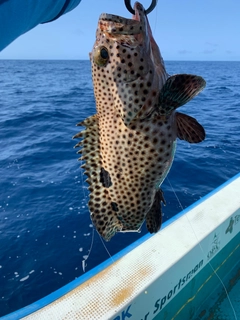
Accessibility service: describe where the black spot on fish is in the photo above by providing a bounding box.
[100,167,112,188]
[111,202,119,212]
[116,173,121,179]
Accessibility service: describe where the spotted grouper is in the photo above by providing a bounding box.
[73,2,206,241]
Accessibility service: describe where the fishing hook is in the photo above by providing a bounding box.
[124,0,157,15]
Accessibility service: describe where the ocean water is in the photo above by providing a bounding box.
[0,60,239,316]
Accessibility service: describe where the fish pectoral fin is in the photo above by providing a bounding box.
[146,189,165,234]
[176,112,205,143]
[158,74,206,113]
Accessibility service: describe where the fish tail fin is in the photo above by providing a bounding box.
[146,189,166,234]
[158,74,206,116]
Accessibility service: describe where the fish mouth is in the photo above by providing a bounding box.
[99,2,146,39]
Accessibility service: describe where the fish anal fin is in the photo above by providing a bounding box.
[146,189,165,234]
[176,112,205,143]
[158,74,206,115]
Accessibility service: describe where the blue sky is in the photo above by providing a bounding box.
[0,0,240,61]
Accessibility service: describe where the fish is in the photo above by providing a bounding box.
[73,2,206,241]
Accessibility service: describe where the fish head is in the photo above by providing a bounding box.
[90,2,168,125]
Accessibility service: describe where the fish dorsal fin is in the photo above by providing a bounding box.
[158,74,206,115]
[176,112,205,143]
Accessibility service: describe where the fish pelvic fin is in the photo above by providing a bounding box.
[176,112,205,143]
[158,74,206,116]
[146,189,166,234]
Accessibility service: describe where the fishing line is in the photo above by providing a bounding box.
[78,157,96,272]
[78,154,121,274]
[79,161,116,272]
[98,233,115,263]
[78,160,118,273]
[82,226,95,273]
[152,0,158,35]
[166,177,237,319]
[79,158,87,200]
[98,232,125,280]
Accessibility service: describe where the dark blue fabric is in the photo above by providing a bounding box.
[42,0,71,23]
[0,0,81,51]
[0,0,9,4]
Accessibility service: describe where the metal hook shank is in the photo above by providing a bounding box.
[124,0,157,15]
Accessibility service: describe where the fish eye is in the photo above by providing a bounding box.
[100,47,108,59]
[93,46,109,67]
